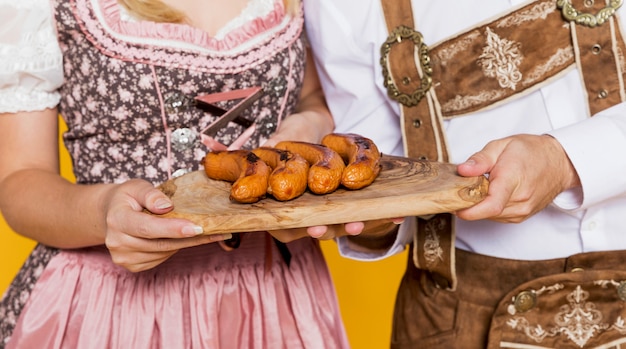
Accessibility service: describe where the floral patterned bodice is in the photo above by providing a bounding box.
[55,0,305,185]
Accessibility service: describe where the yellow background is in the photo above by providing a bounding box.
[0,118,407,348]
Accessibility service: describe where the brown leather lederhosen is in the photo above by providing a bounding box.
[380,0,626,348]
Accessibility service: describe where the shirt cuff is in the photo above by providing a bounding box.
[336,217,415,261]
[0,85,60,113]
[547,103,626,210]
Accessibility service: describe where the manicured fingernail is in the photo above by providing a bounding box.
[392,217,405,224]
[464,159,476,166]
[182,225,204,236]
[155,198,172,209]
[210,233,233,241]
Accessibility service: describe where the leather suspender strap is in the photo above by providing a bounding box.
[380,0,626,290]
[380,0,413,34]
[380,0,449,162]
[570,0,626,114]
[380,0,456,290]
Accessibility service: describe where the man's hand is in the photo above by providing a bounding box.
[455,134,581,223]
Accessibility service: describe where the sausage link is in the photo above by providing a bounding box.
[274,141,345,195]
[251,147,310,201]
[321,133,381,189]
[203,150,270,203]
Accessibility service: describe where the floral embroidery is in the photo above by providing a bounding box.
[506,284,626,347]
[526,47,574,85]
[477,27,523,90]
[497,0,556,28]
[435,31,480,65]
[441,89,506,115]
[555,286,606,347]
[422,215,446,268]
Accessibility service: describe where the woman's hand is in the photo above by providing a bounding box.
[101,179,232,272]
[264,109,333,146]
[0,110,231,272]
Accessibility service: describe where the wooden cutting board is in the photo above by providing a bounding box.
[157,155,489,235]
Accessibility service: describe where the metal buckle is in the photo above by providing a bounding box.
[557,0,623,27]
[380,25,432,107]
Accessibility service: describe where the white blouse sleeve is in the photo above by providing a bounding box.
[0,0,63,113]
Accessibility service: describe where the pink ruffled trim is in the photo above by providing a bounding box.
[100,0,286,51]
[71,0,303,73]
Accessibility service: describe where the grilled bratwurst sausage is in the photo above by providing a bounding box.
[274,141,345,195]
[321,133,381,189]
[251,147,310,201]
[203,150,270,203]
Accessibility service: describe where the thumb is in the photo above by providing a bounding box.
[456,139,507,177]
[145,190,174,214]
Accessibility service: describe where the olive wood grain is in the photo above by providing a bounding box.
[156,155,489,235]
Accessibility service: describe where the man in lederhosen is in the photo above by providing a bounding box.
[304,0,626,348]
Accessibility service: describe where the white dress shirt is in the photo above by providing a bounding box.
[304,0,626,260]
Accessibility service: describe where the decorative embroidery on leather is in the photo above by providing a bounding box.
[422,215,446,268]
[609,317,626,334]
[435,31,480,65]
[526,47,574,85]
[477,27,523,90]
[616,44,626,74]
[506,284,626,347]
[496,0,556,28]
[500,338,626,349]
[441,89,506,114]
[555,286,606,347]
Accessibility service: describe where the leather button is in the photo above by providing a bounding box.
[171,128,198,151]
[513,290,536,313]
[413,119,422,128]
[598,89,609,99]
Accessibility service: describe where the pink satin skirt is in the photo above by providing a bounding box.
[7,234,349,349]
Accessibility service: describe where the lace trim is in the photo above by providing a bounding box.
[0,33,63,75]
[0,0,46,9]
[75,0,303,73]
[97,0,293,52]
[214,0,276,40]
[0,86,61,113]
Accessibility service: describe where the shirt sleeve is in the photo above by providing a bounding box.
[548,102,626,210]
[335,217,415,261]
[0,0,63,113]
